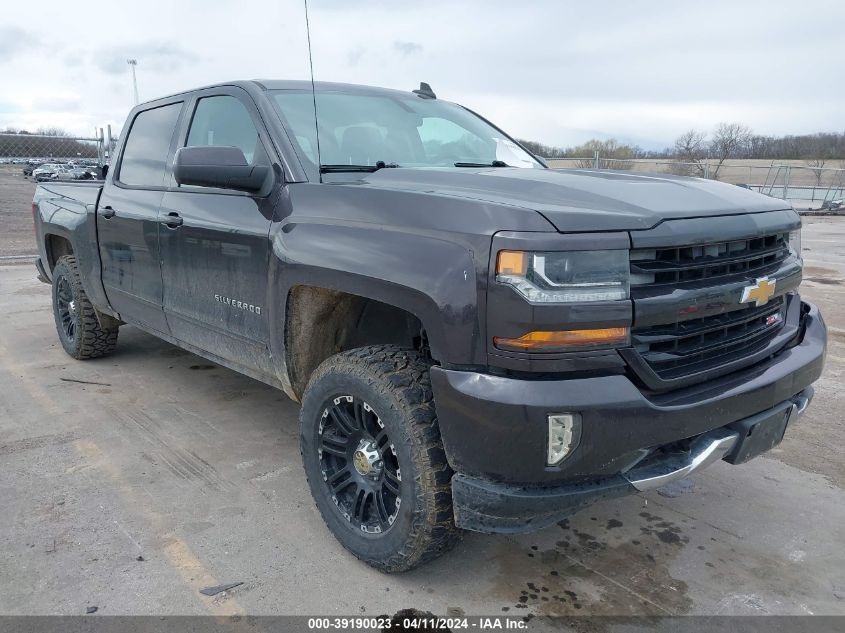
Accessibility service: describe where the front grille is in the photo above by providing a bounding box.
[632,298,786,380]
[630,232,790,287]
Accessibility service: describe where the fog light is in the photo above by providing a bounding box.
[547,413,581,465]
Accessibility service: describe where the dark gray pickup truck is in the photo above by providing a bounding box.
[32,80,827,572]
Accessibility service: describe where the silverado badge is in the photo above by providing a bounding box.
[740,277,776,307]
[214,294,262,315]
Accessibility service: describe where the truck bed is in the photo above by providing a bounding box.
[33,180,105,291]
[34,181,104,212]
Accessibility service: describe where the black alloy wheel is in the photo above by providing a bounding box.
[54,273,78,344]
[318,394,402,534]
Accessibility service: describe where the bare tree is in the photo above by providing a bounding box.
[805,157,827,186]
[35,127,70,137]
[571,139,637,169]
[673,129,708,177]
[710,122,752,180]
[517,139,566,159]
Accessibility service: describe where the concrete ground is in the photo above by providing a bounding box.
[1,167,844,619]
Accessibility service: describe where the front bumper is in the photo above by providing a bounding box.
[431,301,826,533]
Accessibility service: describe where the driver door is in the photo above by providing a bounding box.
[158,88,276,375]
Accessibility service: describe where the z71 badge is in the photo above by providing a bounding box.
[214,294,262,315]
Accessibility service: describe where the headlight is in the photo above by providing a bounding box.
[496,249,629,303]
[789,229,802,262]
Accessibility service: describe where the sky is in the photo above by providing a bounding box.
[0,0,843,150]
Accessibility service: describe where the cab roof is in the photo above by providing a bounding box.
[146,80,424,105]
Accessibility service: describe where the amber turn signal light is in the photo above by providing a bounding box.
[494,327,630,351]
[496,250,528,276]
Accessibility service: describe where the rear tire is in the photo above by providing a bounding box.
[300,345,461,572]
[52,255,119,359]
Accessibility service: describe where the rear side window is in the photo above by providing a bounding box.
[118,102,182,187]
[186,95,268,165]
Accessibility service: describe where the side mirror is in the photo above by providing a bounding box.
[173,146,272,193]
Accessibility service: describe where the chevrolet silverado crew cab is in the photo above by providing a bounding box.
[32,80,827,572]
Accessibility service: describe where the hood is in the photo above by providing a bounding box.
[345,167,790,232]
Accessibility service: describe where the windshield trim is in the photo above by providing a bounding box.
[457,103,548,170]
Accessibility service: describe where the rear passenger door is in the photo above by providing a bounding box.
[98,100,183,334]
[158,88,276,375]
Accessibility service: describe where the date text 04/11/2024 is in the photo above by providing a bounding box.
[306,616,528,630]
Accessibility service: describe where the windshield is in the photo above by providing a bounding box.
[269,89,542,178]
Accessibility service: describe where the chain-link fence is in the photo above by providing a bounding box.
[545,155,845,211]
[0,128,118,172]
[3,130,842,210]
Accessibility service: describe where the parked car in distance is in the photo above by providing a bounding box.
[69,158,97,166]
[57,167,96,181]
[23,161,44,177]
[31,80,827,572]
[31,164,56,180]
[32,164,67,181]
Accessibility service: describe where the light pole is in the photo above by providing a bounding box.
[127,59,139,105]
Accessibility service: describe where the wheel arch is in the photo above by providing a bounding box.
[269,220,486,399]
[283,284,431,399]
[44,233,74,272]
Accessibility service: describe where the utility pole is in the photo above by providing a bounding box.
[127,59,139,105]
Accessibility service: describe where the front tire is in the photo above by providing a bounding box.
[300,345,461,572]
[52,255,119,359]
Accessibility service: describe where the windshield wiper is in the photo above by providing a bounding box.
[453,160,509,168]
[320,161,399,174]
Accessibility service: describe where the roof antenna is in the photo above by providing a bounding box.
[304,0,322,181]
[413,82,436,99]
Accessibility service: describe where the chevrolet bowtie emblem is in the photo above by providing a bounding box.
[740,276,776,307]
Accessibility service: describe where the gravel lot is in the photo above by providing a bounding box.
[0,167,37,259]
[1,172,843,623]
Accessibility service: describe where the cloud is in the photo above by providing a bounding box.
[0,27,34,63]
[347,41,421,68]
[346,47,366,67]
[31,95,83,112]
[1,0,843,145]
[94,41,199,76]
[392,41,423,56]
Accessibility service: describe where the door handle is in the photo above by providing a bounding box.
[160,212,183,228]
[100,206,115,219]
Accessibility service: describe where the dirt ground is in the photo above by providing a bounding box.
[546,157,845,191]
[1,174,843,624]
[0,166,37,259]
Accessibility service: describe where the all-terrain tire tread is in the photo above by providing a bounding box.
[302,344,461,572]
[53,255,119,359]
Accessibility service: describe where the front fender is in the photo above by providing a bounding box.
[268,221,484,368]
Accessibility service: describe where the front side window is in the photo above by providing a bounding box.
[186,95,268,165]
[269,90,542,176]
[118,102,182,187]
